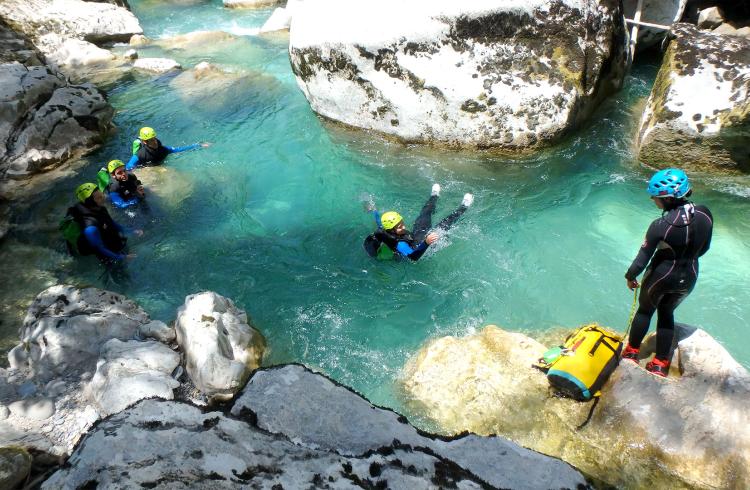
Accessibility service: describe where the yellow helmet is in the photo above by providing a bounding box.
[75,183,98,202]
[139,127,156,140]
[380,211,403,230]
[107,159,125,173]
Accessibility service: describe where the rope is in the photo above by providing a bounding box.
[624,286,639,340]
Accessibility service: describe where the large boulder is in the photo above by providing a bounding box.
[636,23,750,174]
[289,0,627,149]
[401,324,750,489]
[0,0,141,45]
[232,364,588,489]
[42,366,589,489]
[623,0,687,50]
[0,21,113,182]
[0,286,180,456]
[0,446,32,489]
[175,292,265,402]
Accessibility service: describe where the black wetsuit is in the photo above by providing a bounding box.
[67,203,127,263]
[135,138,170,166]
[366,195,468,261]
[625,202,713,359]
[110,174,141,200]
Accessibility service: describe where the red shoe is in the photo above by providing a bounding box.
[621,344,640,363]
[646,357,670,377]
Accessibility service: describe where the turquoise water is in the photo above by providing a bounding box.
[2,1,750,413]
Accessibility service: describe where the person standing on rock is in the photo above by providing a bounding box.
[621,169,713,377]
[101,159,145,209]
[364,184,473,261]
[63,183,142,265]
[126,127,210,170]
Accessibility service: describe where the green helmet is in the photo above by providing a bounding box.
[75,183,98,202]
[139,127,156,140]
[107,159,125,173]
[380,211,403,231]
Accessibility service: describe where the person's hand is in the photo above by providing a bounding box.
[626,278,639,290]
[136,185,145,197]
[201,142,211,148]
[363,201,375,212]
[132,229,144,237]
[425,232,439,245]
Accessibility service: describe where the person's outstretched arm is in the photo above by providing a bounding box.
[125,154,140,171]
[165,143,202,154]
[83,226,125,261]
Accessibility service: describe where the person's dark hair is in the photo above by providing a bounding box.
[661,188,692,211]
[83,192,99,208]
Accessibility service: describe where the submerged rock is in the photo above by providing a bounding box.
[223,0,280,9]
[133,57,182,73]
[637,23,750,174]
[289,0,627,149]
[0,446,32,489]
[401,324,750,489]
[175,291,265,402]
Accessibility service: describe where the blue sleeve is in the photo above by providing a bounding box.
[396,241,429,261]
[165,143,201,153]
[372,210,382,228]
[125,154,139,171]
[83,226,124,261]
[110,192,139,209]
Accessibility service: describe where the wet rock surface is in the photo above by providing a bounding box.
[637,23,750,174]
[43,366,589,489]
[401,324,750,489]
[289,0,627,149]
[175,291,266,403]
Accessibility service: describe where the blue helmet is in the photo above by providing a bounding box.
[647,168,690,198]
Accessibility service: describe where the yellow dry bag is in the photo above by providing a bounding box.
[544,324,623,401]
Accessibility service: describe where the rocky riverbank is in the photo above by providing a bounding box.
[0,285,590,488]
[400,324,750,489]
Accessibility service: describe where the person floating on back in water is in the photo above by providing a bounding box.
[364,184,474,261]
[621,169,713,377]
[62,183,142,265]
[126,126,209,170]
[102,159,144,209]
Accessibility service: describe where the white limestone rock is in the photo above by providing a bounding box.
[289,0,627,150]
[13,285,149,380]
[623,0,687,50]
[697,6,725,30]
[86,340,180,416]
[401,324,750,489]
[637,23,750,174]
[36,33,116,68]
[138,320,175,342]
[8,398,55,420]
[133,57,182,73]
[259,0,304,34]
[175,291,265,402]
[0,0,142,45]
[233,364,589,489]
[713,22,738,36]
[123,48,138,60]
[224,0,280,9]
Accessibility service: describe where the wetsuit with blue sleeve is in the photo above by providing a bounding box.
[369,210,430,261]
[108,173,142,208]
[126,138,201,170]
[70,202,128,263]
[625,201,713,359]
